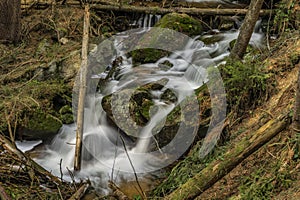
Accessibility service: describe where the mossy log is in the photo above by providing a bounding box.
[21,1,272,16]
[91,4,272,16]
[164,114,291,200]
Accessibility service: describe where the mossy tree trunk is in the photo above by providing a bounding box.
[164,115,290,200]
[0,0,21,43]
[230,0,264,59]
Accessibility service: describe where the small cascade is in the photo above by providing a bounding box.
[136,13,161,28]
[22,17,266,193]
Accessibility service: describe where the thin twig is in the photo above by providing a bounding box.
[111,133,119,181]
[59,159,63,181]
[119,136,146,199]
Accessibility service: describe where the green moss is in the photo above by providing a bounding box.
[150,142,228,198]
[140,99,154,120]
[131,48,169,65]
[155,13,203,37]
[220,58,275,116]
[25,109,62,139]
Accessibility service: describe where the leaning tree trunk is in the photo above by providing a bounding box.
[293,65,300,131]
[74,4,90,171]
[229,0,264,59]
[0,0,21,43]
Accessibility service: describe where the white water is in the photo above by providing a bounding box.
[30,17,265,192]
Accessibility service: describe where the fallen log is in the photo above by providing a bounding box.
[164,114,291,200]
[92,4,272,16]
[20,1,272,16]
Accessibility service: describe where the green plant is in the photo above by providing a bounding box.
[150,142,228,198]
[220,58,274,117]
[273,1,295,35]
[239,162,293,200]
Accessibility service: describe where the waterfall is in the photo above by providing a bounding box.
[137,13,161,28]
[18,17,265,192]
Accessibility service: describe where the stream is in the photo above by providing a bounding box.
[17,14,265,193]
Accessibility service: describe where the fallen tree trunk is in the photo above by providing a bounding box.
[92,4,272,16]
[164,114,291,200]
[20,1,272,16]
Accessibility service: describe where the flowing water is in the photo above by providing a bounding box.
[18,15,265,192]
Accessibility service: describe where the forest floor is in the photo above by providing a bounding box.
[0,2,300,200]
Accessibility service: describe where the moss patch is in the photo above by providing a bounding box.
[155,13,203,37]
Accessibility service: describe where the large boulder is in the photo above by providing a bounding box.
[154,13,202,37]
[101,78,203,150]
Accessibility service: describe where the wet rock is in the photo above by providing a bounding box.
[101,77,202,151]
[101,78,169,137]
[200,34,224,45]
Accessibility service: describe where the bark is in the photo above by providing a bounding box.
[230,0,265,59]
[74,4,90,171]
[164,114,290,200]
[293,66,300,132]
[0,0,21,43]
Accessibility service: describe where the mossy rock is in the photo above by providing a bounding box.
[131,48,169,65]
[21,110,62,140]
[200,35,224,45]
[155,13,203,37]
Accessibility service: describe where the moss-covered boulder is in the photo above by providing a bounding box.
[101,77,205,150]
[130,13,203,65]
[20,110,62,140]
[155,13,203,37]
[102,78,169,137]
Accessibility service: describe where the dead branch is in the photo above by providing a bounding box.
[108,181,129,200]
[0,134,61,184]
[68,182,90,200]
